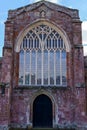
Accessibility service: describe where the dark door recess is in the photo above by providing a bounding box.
[33,94,52,128]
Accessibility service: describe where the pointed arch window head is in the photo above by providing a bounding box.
[19,24,67,86]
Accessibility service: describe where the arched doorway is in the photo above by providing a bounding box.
[33,94,53,128]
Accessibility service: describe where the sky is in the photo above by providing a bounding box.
[0,0,87,56]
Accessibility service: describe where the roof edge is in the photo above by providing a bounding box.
[7,0,80,20]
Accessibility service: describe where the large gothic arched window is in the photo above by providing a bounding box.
[19,24,67,86]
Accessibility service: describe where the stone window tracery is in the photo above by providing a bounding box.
[19,24,67,86]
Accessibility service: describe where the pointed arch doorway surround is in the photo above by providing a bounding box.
[33,94,53,128]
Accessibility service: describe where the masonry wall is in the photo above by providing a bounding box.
[0,1,86,129]
[84,56,87,116]
[0,48,12,129]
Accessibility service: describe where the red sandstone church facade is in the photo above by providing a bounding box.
[0,1,87,130]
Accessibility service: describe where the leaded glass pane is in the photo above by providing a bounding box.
[25,50,30,85]
[31,50,36,85]
[43,50,48,85]
[37,50,42,85]
[50,50,54,85]
[56,50,60,85]
[25,74,29,85]
[25,50,30,72]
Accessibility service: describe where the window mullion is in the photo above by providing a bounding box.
[42,49,44,85]
[54,50,56,85]
[36,50,37,85]
[23,50,26,85]
[48,50,50,85]
[30,50,31,85]
[60,50,62,85]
